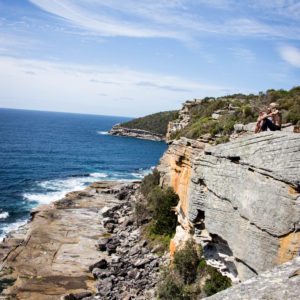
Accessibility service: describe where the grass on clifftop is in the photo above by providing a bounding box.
[172,86,300,140]
[120,110,179,135]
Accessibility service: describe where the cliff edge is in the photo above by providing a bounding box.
[158,131,300,281]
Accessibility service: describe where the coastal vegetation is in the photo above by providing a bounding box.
[171,86,300,140]
[158,239,231,299]
[120,110,179,135]
[136,169,178,251]
[136,170,231,299]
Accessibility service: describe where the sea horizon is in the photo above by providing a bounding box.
[0,107,135,119]
[0,108,167,240]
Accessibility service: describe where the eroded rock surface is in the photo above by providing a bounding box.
[159,132,300,281]
[0,181,163,300]
[0,182,128,299]
[204,257,300,300]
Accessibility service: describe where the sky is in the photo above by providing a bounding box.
[0,0,300,117]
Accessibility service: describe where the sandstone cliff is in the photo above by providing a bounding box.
[166,99,202,140]
[158,131,300,281]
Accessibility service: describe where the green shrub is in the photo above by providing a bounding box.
[286,104,300,125]
[140,168,160,196]
[173,239,200,284]
[144,227,173,253]
[159,239,231,299]
[158,273,189,300]
[203,266,232,296]
[174,86,300,140]
[139,169,178,236]
[134,201,149,225]
[149,187,178,235]
[120,110,179,135]
[215,136,230,145]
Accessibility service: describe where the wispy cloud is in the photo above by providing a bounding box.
[0,55,234,116]
[278,45,300,67]
[28,0,183,40]
[28,0,300,42]
[136,81,191,92]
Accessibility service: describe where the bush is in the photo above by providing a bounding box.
[203,266,232,297]
[174,86,300,140]
[121,110,179,135]
[149,187,179,235]
[159,239,231,299]
[140,168,160,196]
[134,201,149,225]
[158,273,189,300]
[173,239,200,284]
[139,169,178,237]
[144,228,173,253]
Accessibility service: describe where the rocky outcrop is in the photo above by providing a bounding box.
[158,138,205,233]
[204,257,300,300]
[166,99,203,140]
[158,132,300,281]
[109,124,165,141]
[0,182,163,300]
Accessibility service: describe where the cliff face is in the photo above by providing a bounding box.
[166,99,203,140]
[158,132,300,281]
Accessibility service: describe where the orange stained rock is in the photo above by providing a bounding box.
[277,231,300,264]
[169,151,192,217]
[288,186,299,196]
[169,239,177,258]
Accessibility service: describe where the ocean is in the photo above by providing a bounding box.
[0,108,167,240]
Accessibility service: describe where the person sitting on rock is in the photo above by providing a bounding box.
[255,103,281,132]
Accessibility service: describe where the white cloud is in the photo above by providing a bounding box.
[28,0,300,41]
[0,55,233,116]
[28,0,184,40]
[278,45,300,67]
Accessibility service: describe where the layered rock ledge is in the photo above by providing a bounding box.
[109,125,165,142]
[0,182,162,300]
[158,131,300,281]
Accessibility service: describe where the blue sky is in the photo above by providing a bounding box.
[0,0,300,117]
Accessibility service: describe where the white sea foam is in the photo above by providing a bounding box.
[97,131,108,135]
[23,172,109,205]
[0,219,28,242]
[23,191,71,205]
[90,172,108,178]
[131,167,154,179]
[0,212,9,219]
[22,168,151,206]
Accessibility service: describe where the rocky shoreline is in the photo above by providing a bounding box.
[109,125,165,142]
[0,181,165,300]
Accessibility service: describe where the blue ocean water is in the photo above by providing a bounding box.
[0,108,167,240]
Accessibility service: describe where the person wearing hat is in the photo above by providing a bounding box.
[256,102,282,132]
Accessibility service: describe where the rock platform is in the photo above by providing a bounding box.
[0,181,162,300]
